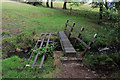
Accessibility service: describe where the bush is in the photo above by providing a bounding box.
[26,2,42,6]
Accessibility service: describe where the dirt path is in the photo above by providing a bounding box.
[56,61,98,78]
[53,51,99,78]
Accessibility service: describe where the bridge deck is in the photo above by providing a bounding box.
[59,31,76,54]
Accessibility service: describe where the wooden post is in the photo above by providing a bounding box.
[81,33,97,57]
[65,19,69,30]
[78,27,84,38]
[74,27,84,45]
[70,7,72,14]
[68,23,75,38]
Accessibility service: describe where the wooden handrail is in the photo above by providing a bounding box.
[73,27,94,42]
[72,33,90,49]
[66,22,95,42]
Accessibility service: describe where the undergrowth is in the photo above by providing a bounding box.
[83,51,120,78]
[2,32,34,54]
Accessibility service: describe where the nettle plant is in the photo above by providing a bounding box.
[31,43,55,59]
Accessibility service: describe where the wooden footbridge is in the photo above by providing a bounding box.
[25,19,97,69]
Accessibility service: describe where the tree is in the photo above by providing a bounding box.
[105,0,108,10]
[51,0,53,8]
[63,0,67,9]
[99,2,103,20]
[26,2,42,6]
[46,0,49,7]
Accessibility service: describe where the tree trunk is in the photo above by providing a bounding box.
[51,0,53,8]
[99,3,103,19]
[105,0,108,10]
[117,1,120,36]
[105,0,111,20]
[63,0,67,9]
[46,0,49,7]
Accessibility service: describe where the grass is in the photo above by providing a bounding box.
[3,2,117,47]
[2,56,59,78]
[2,2,111,46]
[2,1,119,78]
[2,2,101,35]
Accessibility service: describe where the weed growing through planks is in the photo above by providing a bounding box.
[31,43,55,59]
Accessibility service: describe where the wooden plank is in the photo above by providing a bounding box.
[39,33,51,68]
[75,22,82,28]
[38,40,54,43]
[26,64,49,67]
[66,19,82,28]
[24,33,44,69]
[59,31,76,54]
[68,23,75,38]
[65,22,73,28]
[73,27,94,42]
[65,20,69,30]
[64,19,97,56]
[65,20,94,42]
[72,33,90,49]
[31,33,47,68]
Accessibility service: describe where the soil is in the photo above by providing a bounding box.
[57,62,98,78]
[54,51,99,78]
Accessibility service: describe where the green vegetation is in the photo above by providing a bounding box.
[2,2,119,48]
[32,43,55,56]
[112,51,120,66]
[83,51,120,78]
[2,56,59,78]
[2,32,34,54]
[83,53,115,69]
[2,1,120,78]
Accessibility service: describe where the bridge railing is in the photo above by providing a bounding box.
[64,19,97,56]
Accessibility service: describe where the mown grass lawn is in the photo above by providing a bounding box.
[2,2,102,35]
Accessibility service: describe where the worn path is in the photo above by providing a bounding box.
[57,61,98,78]
[54,51,98,78]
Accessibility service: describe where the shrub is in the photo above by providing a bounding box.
[26,2,42,6]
